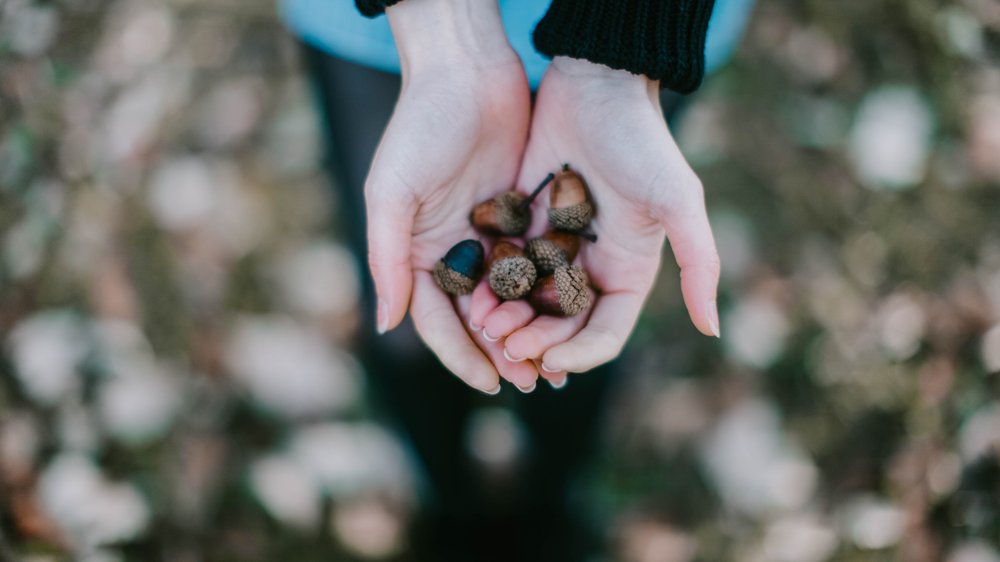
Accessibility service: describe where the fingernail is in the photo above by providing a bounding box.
[483,328,500,342]
[469,320,481,331]
[376,300,389,335]
[707,300,720,338]
[548,376,568,390]
[482,383,502,395]
[541,362,559,373]
[503,348,525,363]
[516,382,536,394]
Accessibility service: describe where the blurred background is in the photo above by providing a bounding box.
[1,0,999,561]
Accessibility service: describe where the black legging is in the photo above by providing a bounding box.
[302,43,652,561]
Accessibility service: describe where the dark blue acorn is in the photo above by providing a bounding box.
[432,239,485,295]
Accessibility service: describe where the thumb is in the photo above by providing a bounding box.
[660,185,722,338]
[365,185,416,334]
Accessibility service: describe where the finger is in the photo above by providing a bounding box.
[535,359,568,390]
[410,272,500,393]
[660,188,721,338]
[542,291,644,373]
[479,329,540,392]
[365,184,417,334]
[468,280,500,331]
[481,300,536,342]
[503,311,589,362]
[456,295,539,392]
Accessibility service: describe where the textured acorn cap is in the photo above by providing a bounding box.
[433,260,476,295]
[530,265,592,317]
[493,192,531,235]
[489,256,537,300]
[548,201,594,232]
[525,237,570,275]
[471,192,532,236]
[552,265,592,316]
[432,239,484,295]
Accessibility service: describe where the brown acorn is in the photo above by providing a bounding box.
[529,265,592,317]
[548,164,594,232]
[470,173,555,236]
[488,241,537,301]
[525,230,582,275]
[432,239,485,296]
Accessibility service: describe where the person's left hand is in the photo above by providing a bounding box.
[470,56,721,381]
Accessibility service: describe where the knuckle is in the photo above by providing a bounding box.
[592,328,624,361]
[413,306,453,338]
[704,251,722,277]
[564,328,622,372]
[509,329,542,357]
[364,176,411,209]
[367,250,393,271]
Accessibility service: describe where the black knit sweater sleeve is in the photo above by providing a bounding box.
[533,0,716,93]
[355,0,402,18]
[355,0,716,93]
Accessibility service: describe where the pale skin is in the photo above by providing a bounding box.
[367,0,721,394]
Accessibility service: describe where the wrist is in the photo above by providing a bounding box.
[387,0,517,76]
[549,56,654,95]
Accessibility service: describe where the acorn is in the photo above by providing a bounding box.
[470,173,555,236]
[548,164,594,233]
[488,241,537,301]
[432,239,485,296]
[529,265,593,317]
[525,230,582,275]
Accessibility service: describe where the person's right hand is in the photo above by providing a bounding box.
[367,0,538,393]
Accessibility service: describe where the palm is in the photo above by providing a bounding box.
[366,61,538,391]
[478,60,720,376]
[523,68,673,303]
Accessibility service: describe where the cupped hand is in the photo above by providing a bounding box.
[366,0,537,393]
[474,56,721,376]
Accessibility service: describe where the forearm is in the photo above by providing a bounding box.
[385,0,517,77]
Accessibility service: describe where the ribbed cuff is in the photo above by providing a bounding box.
[533,0,716,93]
[356,0,404,18]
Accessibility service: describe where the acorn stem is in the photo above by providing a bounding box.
[559,228,597,243]
[519,172,556,211]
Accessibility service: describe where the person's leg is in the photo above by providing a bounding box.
[301,43,486,558]
[507,367,617,561]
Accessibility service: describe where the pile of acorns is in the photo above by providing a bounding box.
[432,164,595,317]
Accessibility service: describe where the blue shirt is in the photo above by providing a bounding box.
[282,0,755,89]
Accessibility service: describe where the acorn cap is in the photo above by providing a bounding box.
[489,256,537,300]
[432,239,484,296]
[525,231,581,275]
[470,192,531,236]
[548,202,594,232]
[529,265,592,317]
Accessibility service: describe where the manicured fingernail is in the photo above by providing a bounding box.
[469,320,481,331]
[482,383,502,395]
[516,382,536,393]
[548,376,568,390]
[376,300,389,335]
[483,328,500,342]
[541,362,559,373]
[707,300,720,338]
[503,348,525,363]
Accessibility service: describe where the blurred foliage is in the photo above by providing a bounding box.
[1,0,999,561]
